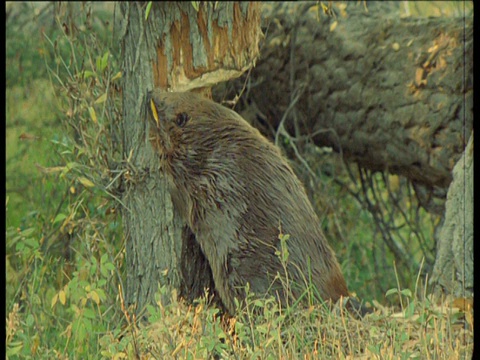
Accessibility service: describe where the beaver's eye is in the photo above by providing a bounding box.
[175,112,190,127]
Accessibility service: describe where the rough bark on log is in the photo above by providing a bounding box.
[218,2,472,191]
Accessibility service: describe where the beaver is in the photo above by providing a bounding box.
[147,90,350,314]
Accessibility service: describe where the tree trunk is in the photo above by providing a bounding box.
[120,2,183,313]
[430,131,473,298]
[218,2,472,191]
[119,2,260,314]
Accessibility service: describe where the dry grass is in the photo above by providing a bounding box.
[107,288,473,360]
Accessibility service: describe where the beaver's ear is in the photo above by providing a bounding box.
[175,112,190,127]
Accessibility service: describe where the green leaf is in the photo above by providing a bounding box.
[385,288,398,297]
[253,299,264,307]
[191,1,200,12]
[20,228,35,237]
[101,51,109,70]
[100,265,108,278]
[96,52,109,72]
[83,308,96,320]
[26,313,35,326]
[95,288,107,301]
[88,290,101,305]
[51,293,58,308]
[111,71,122,81]
[95,93,108,104]
[146,304,156,315]
[78,176,95,188]
[90,262,97,276]
[60,161,78,177]
[6,342,24,356]
[145,1,153,20]
[24,237,39,249]
[88,106,97,124]
[101,253,109,264]
[104,263,116,271]
[59,289,67,305]
[79,70,96,79]
[400,289,413,298]
[53,213,67,225]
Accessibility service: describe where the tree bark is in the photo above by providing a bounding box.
[119,2,261,314]
[218,2,472,191]
[430,131,473,298]
[120,2,184,313]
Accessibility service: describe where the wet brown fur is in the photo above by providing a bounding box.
[147,90,349,313]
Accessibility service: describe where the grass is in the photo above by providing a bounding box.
[5,275,474,359]
[6,80,66,229]
[76,285,473,359]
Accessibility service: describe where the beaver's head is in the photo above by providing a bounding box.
[147,90,263,186]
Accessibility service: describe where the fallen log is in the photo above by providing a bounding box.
[218,2,472,190]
